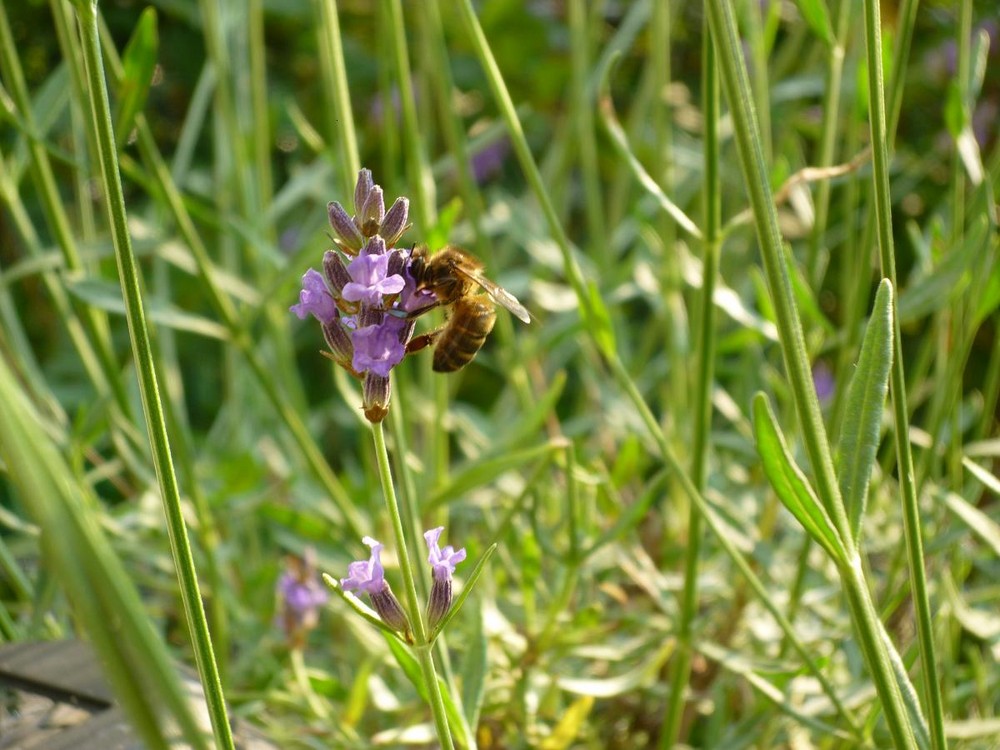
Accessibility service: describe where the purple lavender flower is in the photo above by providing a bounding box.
[290,269,337,324]
[424,527,466,630]
[341,536,411,638]
[352,319,407,378]
[277,549,329,649]
[342,249,405,307]
[424,527,467,581]
[341,536,387,595]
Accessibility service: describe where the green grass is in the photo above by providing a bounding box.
[1,1,998,748]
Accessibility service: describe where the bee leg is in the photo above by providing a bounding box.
[405,327,444,354]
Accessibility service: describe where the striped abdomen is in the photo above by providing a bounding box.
[432,297,497,372]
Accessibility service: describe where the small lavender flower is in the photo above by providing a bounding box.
[424,527,466,630]
[342,242,405,307]
[352,318,407,378]
[277,549,329,649]
[341,536,412,638]
[290,269,337,324]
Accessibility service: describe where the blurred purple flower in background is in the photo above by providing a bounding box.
[277,548,328,649]
[471,137,510,184]
[813,361,835,406]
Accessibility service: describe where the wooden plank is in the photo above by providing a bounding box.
[0,641,113,707]
[34,707,140,750]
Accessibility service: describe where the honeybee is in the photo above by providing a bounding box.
[404,246,531,372]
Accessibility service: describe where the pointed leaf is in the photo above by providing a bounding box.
[837,279,893,541]
[793,0,833,46]
[115,8,158,146]
[752,394,848,563]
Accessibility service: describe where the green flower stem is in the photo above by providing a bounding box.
[315,0,360,196]
[860,0,947,747]
[705,0,918,746]
[661,21,721,749]
[371,422,455,750]
[71,4,234,749]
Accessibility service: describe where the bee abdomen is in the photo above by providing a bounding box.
[433,298,497,372]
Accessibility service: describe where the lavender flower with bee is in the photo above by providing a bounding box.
[291,169,529,421]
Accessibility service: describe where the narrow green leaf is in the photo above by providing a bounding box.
[538,696,594,750]
[792,0,833,46]
[66,277,229,339]
[943,80,966,139]
[584,280,616,360]
[752,394,848,563]
[837,279,893,541]
[115,8,158,146]
[897,217,988,323]
[427,441,559,509]
[944,487,1000,558]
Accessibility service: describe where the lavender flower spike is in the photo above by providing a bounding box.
[424,527,466,630]
[290,269,337,324]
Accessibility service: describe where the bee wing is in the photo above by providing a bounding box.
[454,265,532,324]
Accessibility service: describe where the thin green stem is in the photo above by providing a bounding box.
[72,3,234,749]
[860,0,946,746]
[661,18,720,748]
[371,422,455,750]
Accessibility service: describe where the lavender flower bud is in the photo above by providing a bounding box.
[369,584,411,637]
[328,201,364,253]
[354,169,374,217]
[380,198,410,247]
[323,250,352,294]
[362,371,391,423]
[359,186,385,237]
[427,576,453,632]
[322,314,355,369]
